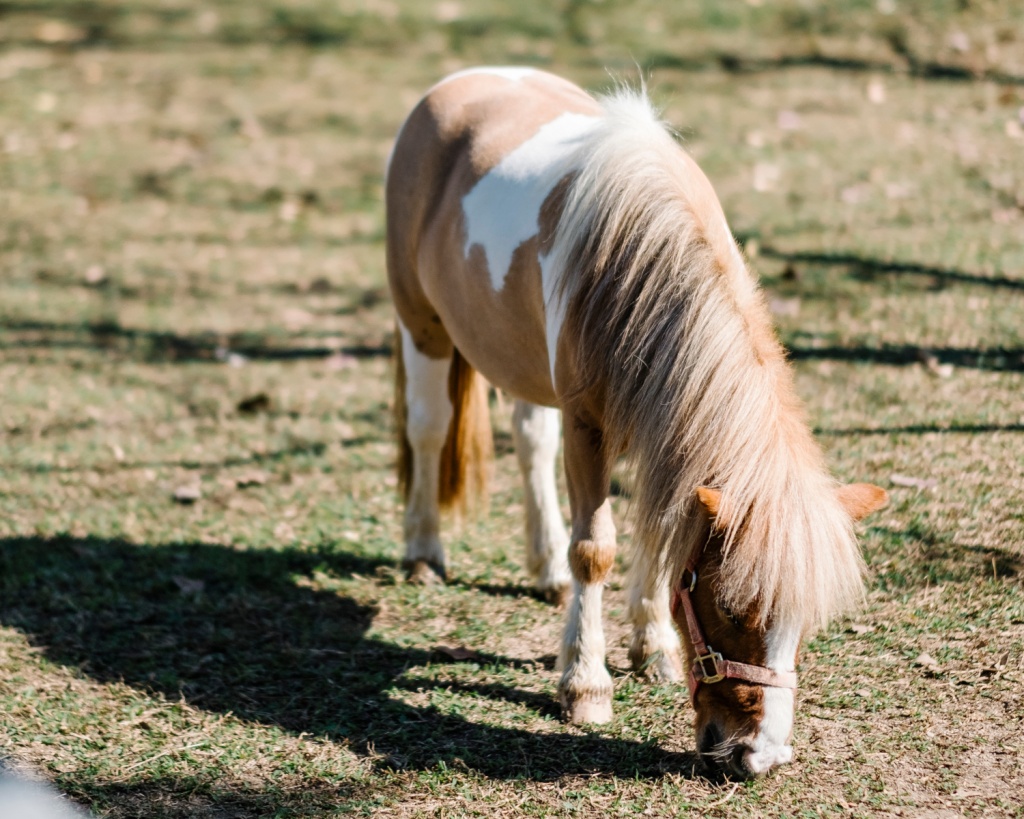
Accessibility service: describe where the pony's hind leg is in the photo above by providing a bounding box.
[396,322,453,583]
[627,550,683,682]
[511,401,571,605]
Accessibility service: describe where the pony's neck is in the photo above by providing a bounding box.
[550,90,859,630]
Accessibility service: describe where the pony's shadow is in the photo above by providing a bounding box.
[0,535,695,782]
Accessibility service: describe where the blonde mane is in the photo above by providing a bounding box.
[550,88,864,632]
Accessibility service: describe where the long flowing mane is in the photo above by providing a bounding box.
[549,89,863,631]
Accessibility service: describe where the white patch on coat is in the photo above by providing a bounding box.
[539,251,568,386]
[461,111,600,292]
[744,624,801,775]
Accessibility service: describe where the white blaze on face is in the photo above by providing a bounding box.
[745,623,801,776]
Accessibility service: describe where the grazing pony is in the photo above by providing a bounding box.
[386,67,887,779]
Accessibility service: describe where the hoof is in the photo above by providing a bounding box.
[538,582,572,608]
[561,695,613,725]
[403,559,446,585]
[628,647,683,682]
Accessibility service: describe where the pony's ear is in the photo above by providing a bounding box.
[836,483,889,521]
[695,487,726,528]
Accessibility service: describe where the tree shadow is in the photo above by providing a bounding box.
[864,523,1022,589]
[816,421,1024,437]
[741,238,1024,293]
[785,339,1024,372]
[0,319,391,364]
[644,49,1024,87]
[50,775,371,819]
[0,535,696,788]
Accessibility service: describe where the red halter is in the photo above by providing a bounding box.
[671,541,798,706]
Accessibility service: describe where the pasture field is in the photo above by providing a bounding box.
[1,0,1023,816]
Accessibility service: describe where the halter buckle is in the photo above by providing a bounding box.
[688,568,698,592]
[694,649,724,684]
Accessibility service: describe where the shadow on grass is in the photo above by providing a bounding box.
[865,524,1022,588]
[739,237,1024,293]
[7,442,330,475]
[644,49,1024,87]
[816,422,1024,437]
[0,535,695,792]
[51,776,375,819]
[785,339,1024,372]
[0,319,391,363]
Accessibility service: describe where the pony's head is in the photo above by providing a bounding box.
[676,482,887,779]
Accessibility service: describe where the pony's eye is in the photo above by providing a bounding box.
[720,605,743,628]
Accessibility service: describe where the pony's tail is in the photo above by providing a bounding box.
[394,325,492,514]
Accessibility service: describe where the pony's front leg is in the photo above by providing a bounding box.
[627,550,683,681]
[511,401,571,605]
[557,413,616,724]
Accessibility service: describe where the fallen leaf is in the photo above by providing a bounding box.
[776,110,802,131]
[274,521,295,541]
[854,688,871,698]
[236,393,271,414]
[173,576,205,595]
[867,78,886,104]
[307,277,334,294]
[234,470,267,488]
[281,307,314,329]
[34,20,87,44]
[890,473,938,490]
[948,30,970,52]
[325,352,358,372]
[84,265,106,285]
[279,199,301,222]
[918,350,954,378]
[173,484,201,504]
[753,162,781,192]
[841,183,871,204]
[432,645,482,662]
[769,296,801,317]
[849,623,875,635]
[914,652,940,671]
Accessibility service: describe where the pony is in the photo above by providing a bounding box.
[385,67,887,779]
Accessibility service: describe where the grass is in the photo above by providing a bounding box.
[1,0,1023,816]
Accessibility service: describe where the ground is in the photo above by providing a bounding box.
[1,0,1022,816]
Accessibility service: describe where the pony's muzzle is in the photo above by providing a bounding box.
[698,724,791,780]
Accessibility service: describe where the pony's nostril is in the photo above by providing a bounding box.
[730,745,759,780]
[698,723,723,758]
[724,749,765,782]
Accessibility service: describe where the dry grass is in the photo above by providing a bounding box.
[1,0,1022,816]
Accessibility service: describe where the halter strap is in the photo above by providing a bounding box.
[671,544,798,706]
